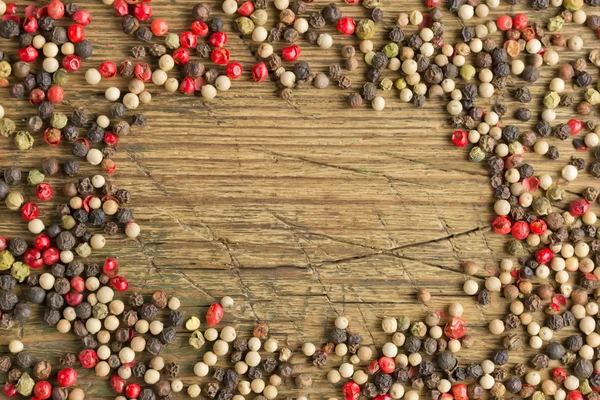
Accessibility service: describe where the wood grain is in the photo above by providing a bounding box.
[1,1,599,398]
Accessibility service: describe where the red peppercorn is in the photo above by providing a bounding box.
[208,31,228,47]
[281,44,301,61]
[18,46,38,62]
[110,375,126,394]
[378,357,395,374]
[134,62,152,81]
[425,0,440,6]
[206,302,224,326]
[72,9,91,25]
[211,47,230,65]
[33,382,52,400]
[511,220,529,240]
[57,368,77,387]
[71,277,85,292]
[78,349,98,369]
[113,0,129,17]
[42,247,59,265]
[150,18,169,36]
[21,202,40,221]
[535,248,554,264]
[444,317,467,339]
[47,85,64,103]
[496,15,512,31]
[492,216,512,235]
[2,383,17,397]
[29,88,46,105]
[133,3,152,21]
[567,391,583,400]
[173,48,190,65]
[226,62,243,79]
[103,258,120,277]
[451,130,468,147]
[451,384,468,400]
[568,119,584,135]
[103,132,119,146]
[179,31,197,49]
[109,276,129,292]
[67,24,84,42]
[62,55,81,72]
[191,21,208,36]
[529,219,547,235]
[513,13,528,30]
[570,199,590,216]
[238,1,254,16]
[553,368,567,384]
[180,76,196,94]
[99,61,117,78]
[337,17,356,35]
[24,248,44,269]
[44,127,63,146]
[342,382,361,400]
[36,182,53,201]
[64,291,83,306]
[33,234,51,250]
[124,384,141,399]
[252,62,268,83]
[47,0,64,19]
[22,16,38,33]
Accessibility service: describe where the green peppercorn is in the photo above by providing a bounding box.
[250,10,268,26]
[469,146,486,162]
[0,250,15,271]
[189,330,206,349]
[382,42,399,58]
[380,78,393,91]
[50,113,68,129]
[564,0,583,10]
[507,240,525,256]
[362,0,381,9]
[76,242,92,258]
[15,372,34,396]
[544,92,561,109]
[27,170,45,186]
[546,185,565,202]
[547,16,565,32]
[460,65,476,81]
[398,316,410,331]
[585,88,600,105]
[0,61,11,78]
[62,215,76,230]
[394,78,407,90]
[235,17,255,35]
[410,322,427,337]
[532,196,552,216]
[364,51,375,65]
[53,68,69,86]
[0,118,16,137]
[164,33,180,49]
[11,262,30,283]
[14,131,34,150]
[580,379,592,395]
[355,19,375,40]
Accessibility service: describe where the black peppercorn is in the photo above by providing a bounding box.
[134,27,152,42]
[74,40,93,58]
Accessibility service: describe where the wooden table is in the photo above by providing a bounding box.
[1,1,599,398]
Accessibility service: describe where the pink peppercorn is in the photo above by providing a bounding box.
[29,88,46,105]
[78,349,98,369]
[226,62,243,79]
[104,132,119,146]
[529,219,547,235]
[124,384,141,399]
[444,317,467,339]
[42,248,59,265]
[99,61,117,78]
[173,48,190,65]
[211,48,230,64]
[513,13,528,30]
[281,44,301,61]
[342,382,360,400]
[2,383,17,397]
[425,0,440,6]
[24,248,44,269]
[567,391,583,400]
[570,199,590,216]
[179,31,197,48]
[337,17,356,35]
[62,55,81,72]
[113,0,129,17]
[496,15,512,31]
[71,277,85,292]
[568,119,584,135]
[553,368,567,384]
[150,18,169,36]
[206,302,224,326]
[133,3,152,21]
[57,368,77,387]
[33,382,52,400]
[451,130,468,147]
[18,46,38,62]
[33,234,51,250]
[535,248,554,264]
[103,257,120,277]
[511,220,529,240]
[134,62,152,81]
[109,276,129,292]
[64,291,83,306]
[191,21,208,36]
[110,375,126,394]
[5,3,16,14]
[21,202,39,221]
[36,183,53,201]
[180,76,196,94]
[72,9,91,25]
[378,357,395,373]
[451,384,468,400]
[47,0,64,19]
[252,62,268,82]
[237,1,254,16]
[22,16,38,33]
[208,31,228,47]
[44,128,62,146]
[0,237,6,251]
[373,395,392,400]
[67,24,84,42]
[47,86,64,103]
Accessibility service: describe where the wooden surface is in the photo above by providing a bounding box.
[1,1,600,398]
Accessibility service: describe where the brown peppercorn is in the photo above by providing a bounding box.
[33,361,52,380]
[151,291,168,309]
[253,323,269,339]
[537,284,554,300]
[346,93,362,108]
[571,289,589,305]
